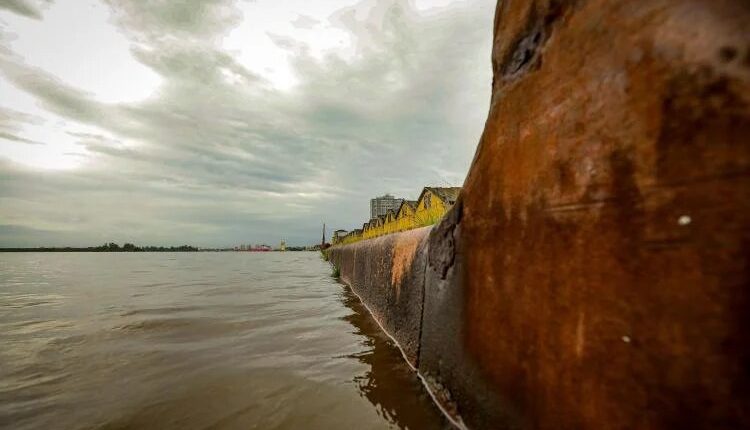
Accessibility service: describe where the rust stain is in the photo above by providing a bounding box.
[459,0,750,429]
[575,311,586,359]
[391,229,422,299]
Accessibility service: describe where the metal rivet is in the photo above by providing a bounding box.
[622,336,631,343]
[678,215,691,226]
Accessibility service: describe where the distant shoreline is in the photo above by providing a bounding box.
[1,247,203,252]
[0,248,312,252]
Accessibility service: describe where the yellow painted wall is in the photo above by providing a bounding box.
[413,191,447,228]
[336,188,456,246]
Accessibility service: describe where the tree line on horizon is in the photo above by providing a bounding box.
[0,243,201,252]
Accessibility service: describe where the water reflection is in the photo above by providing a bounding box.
[338,285,449,430]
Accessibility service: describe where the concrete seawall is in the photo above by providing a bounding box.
[332,0,750,428]
[330,205,510,429]
[329,226,431,369]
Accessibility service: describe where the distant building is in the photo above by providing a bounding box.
[338,186,462,244]
[370,193,404,219]
[332,229,348,245]
[417,187,461,209]
[280,240,286,251]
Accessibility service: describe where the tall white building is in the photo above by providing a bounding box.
[370,194,404,219]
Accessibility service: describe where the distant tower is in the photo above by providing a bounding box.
[370,193,405,219]
[322,223,326,247]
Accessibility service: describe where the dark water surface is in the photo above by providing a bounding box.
[0,252,448,429]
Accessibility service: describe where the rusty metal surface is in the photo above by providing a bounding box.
[458,0,750,429]
[420,201,519,429]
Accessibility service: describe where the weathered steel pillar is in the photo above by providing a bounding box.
[420,0,750,428]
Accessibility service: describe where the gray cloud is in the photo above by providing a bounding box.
[102,0,241,39]
[0,56,116,126]
[0,0,51,19]
[0,131,43,144]
[0,107,44,144]
[0,0,494,247]
[291,14,319,30]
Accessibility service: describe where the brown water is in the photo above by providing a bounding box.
[0,252,448,430]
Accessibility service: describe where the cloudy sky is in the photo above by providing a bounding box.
[0,0,493,247]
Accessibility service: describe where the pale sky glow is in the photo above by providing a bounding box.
[225,1,359,90]
[0,0,494,247]
[2,1,162,104]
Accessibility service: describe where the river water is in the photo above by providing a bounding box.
[0,252,448,430]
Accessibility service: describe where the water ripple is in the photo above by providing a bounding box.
[0,252,447,430]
